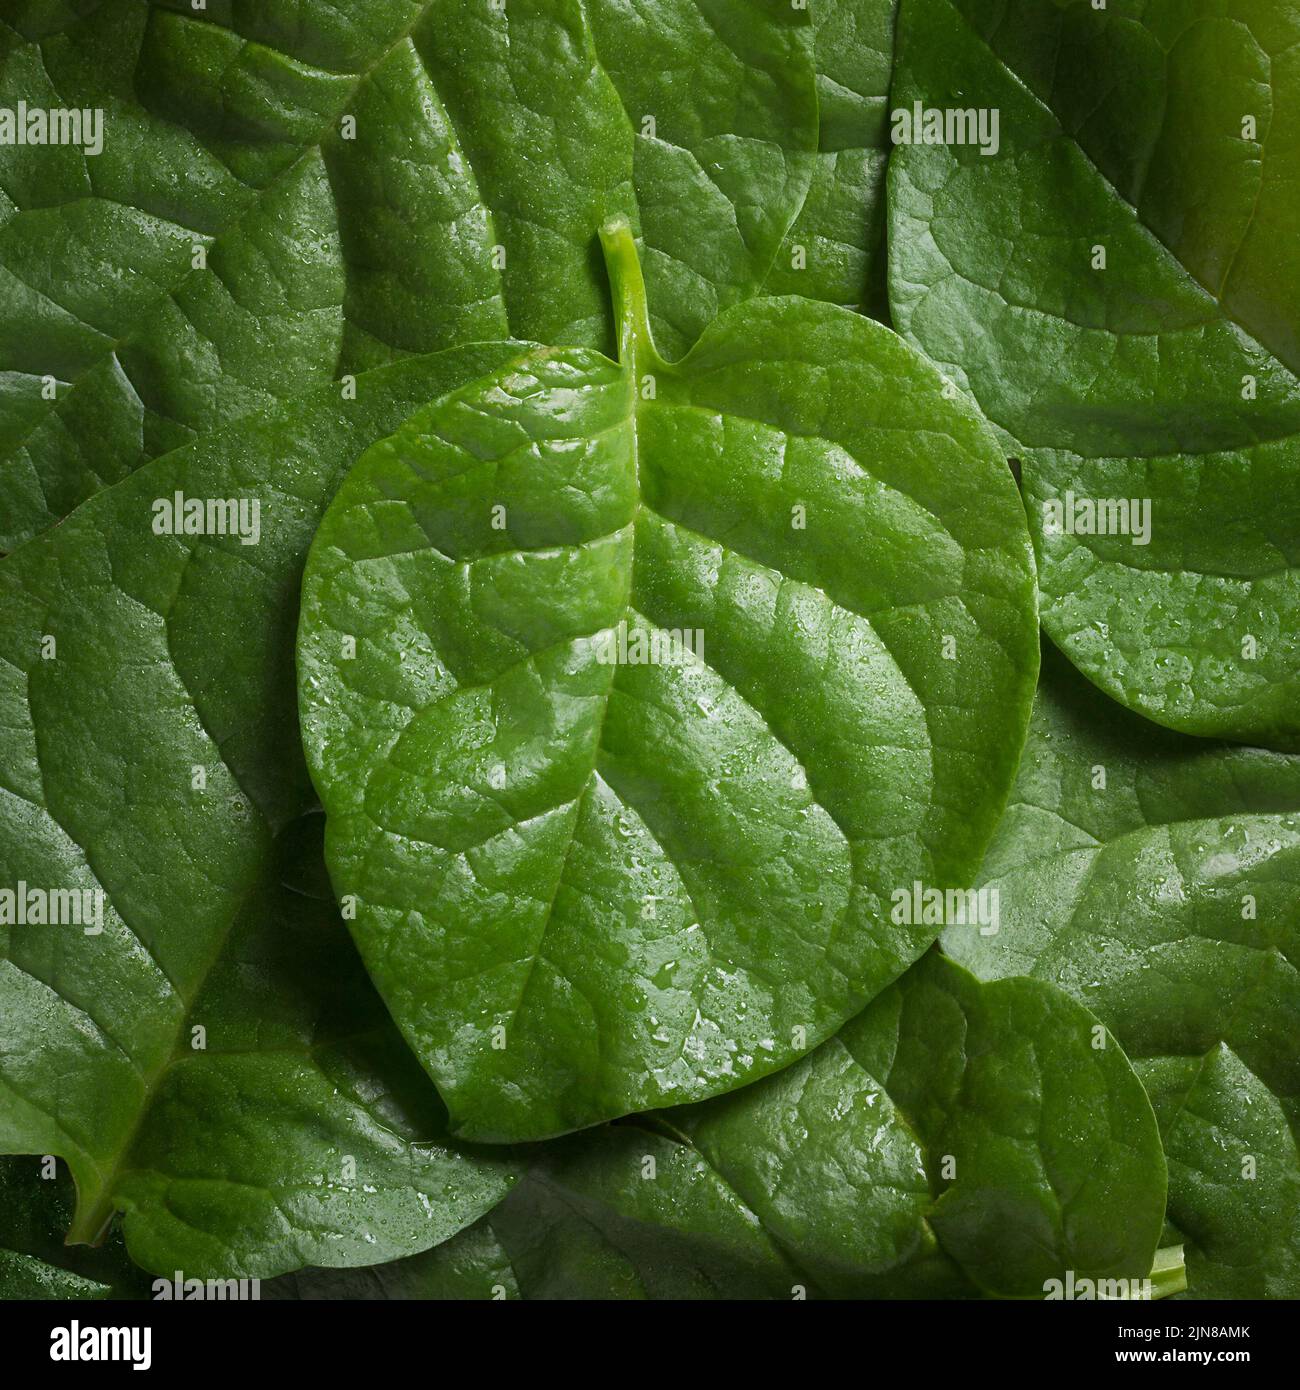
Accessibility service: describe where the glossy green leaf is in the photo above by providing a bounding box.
[298,220,1039,1142]
[262,954,1169,1300]
[265,1213,520,1300]
[832,951,1167,1298]
[946,647,1300,1296]
[947,648,1300,1120]
[888,0,1300,748]
[1139,1046,1300,1300]
[0,0,837,549]
[0,348,538,1278]
[763,0,898,318]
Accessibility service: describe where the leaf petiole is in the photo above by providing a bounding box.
[599,217,665,375]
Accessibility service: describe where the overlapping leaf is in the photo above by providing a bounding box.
[0,349,537,1277]
[1140,1046,1300,1301]
[946,647,1300,1296]
[5,0,1280,1304]
[0,1155,146,1299]
[270,954,1174,1300]
[0,0,860,550]
[888,0,1300,748]
[763,0,898,317]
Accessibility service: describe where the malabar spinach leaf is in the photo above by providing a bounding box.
[265,1214,522,1300]
[1139,1046,1300,1301]
[947,647,1300,1123]
[888,0,1300,748]
[946,647,1300,1296]
[262,954,1172,1299]
[0,0,843,549]
[763,0,898,318]
[839,952,1168,1298]
[0,347,538,1278]
[298,220,1039,1142]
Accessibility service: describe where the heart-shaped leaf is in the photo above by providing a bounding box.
[298,220,1039,1141]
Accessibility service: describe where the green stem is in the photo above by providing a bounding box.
[1147,1244,1188,1300]
[599,217,663,376]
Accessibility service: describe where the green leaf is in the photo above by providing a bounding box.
[261,954,1168,1299]
[830,952,1166,1298]
[946,646,1300,1296]
[947,647,1300,1121]
[265,1213,521,1300]
[299,1130,812,1300]
[1139,1046,1300,1300]
[0,347,535,1278]
[888,0,1300,748]
[0,0,832,549]
[763,0,898,318]
[0,1251,111,1301]
[298,219,1039,1142]
[0,1155,146,1300]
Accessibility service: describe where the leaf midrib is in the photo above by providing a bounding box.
[464,318,915,1048]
